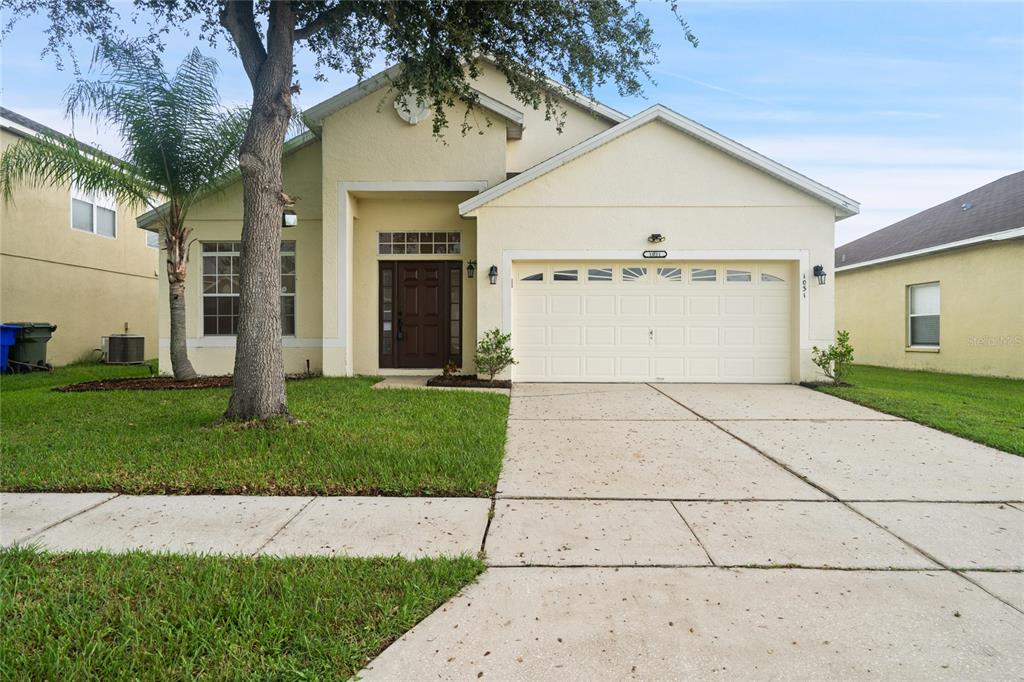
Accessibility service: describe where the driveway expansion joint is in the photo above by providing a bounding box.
[670,501,716,566]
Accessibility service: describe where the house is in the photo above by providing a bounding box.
[0,108,158,365]
[139,63,859,383]
[836,172,1023,378]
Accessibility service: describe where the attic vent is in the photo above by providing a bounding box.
[961,202,973,211]
[841,254,846,263]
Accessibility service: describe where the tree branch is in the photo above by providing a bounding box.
[294,2,356,41]
[218,1,267,87]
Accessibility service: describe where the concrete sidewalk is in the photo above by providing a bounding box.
[0,493,489,558]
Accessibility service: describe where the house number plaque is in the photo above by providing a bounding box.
[642,250,668,259]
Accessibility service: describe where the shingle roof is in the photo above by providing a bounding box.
[0,106,128,167]
[836,171,1024,268]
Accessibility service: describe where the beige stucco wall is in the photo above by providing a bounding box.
[836,240,1024,378]
[155,139,324,375]
[319,87,509,375]
[350,193,477,375]
[469,63,615,173]
[471,120,839,382]
[0,128,158,366]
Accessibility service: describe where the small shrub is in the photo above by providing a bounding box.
[811,330,855,386]
[474,328,516,381]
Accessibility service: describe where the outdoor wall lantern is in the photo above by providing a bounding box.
[488,265,498,285]
[282,208,298,228]
[813,264,827,285]
[648,233,665,243]
[466,260,477,279]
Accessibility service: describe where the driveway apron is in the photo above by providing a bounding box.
[363,382,1024,680]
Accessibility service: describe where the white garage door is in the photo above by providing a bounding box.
[512,261,794,382]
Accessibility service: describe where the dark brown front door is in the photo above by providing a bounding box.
[379,261,461,369]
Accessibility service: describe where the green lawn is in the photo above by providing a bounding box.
[0,547,483,680]
[0,363,509,496]
[817,364,1024,455]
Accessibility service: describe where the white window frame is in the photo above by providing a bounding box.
[907,281,940,349]
[201,240,297,337]
[70,187,117,239]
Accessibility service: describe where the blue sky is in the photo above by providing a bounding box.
[1,1,1021,244]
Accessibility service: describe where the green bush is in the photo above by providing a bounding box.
[475,328,516,381]
[811,330,855,386]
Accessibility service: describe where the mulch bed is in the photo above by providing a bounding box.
[427,374,511,389]
[54,376,234,392]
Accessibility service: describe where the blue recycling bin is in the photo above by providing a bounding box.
[0,324,19,372]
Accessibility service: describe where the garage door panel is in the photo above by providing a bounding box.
[512,261,793,383]
[584,356,616,377]
[759,296,789,315]
[689,327,720,346]
[585,295,616,315]
[723,296,755,316]
[550,356,581,378]
[584,326,616,345]
[619,326,651,346]
[722,327,755,346]
[549,326,582,346]
[618,296,650,315]
[550,295,581,315]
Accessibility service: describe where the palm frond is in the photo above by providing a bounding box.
[0,134,153,208]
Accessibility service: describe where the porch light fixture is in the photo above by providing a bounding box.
[488,265,498,285]
[648,233,665,243]
[467,260,477,279]
[813,264,827,285]
[282,208,297,228]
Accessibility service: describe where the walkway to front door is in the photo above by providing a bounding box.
[362,383,1024,680]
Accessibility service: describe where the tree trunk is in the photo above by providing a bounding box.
[222,1,295,421]
[165,223,197,380]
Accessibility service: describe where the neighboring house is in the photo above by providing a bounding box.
[139,63,859,383]
[835,172,1023,378]
[0,108,158,366]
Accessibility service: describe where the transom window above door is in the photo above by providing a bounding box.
[378,231,461,255]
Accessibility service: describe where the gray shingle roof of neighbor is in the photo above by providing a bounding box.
[835,171,1024,269]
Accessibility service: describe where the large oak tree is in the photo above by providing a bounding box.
[4,0,696,421]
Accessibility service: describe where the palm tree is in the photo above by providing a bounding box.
[0,44,248,379]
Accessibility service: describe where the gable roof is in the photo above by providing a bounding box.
[835,171,1024,270]
[459,104,859,217]
[304,62,626,131]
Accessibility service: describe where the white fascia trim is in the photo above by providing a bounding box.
[459,104,860,218]
[0,116,40,138]
[305,65,404,123]
[305,65,526,130]
[836,226,1024,272]
[499,248,811,349]
[471,91,525,126]
[136,130,319,230]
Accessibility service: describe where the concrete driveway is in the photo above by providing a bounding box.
[363,383,1024,680]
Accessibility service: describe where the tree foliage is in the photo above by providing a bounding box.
[3,1,696,135]
[3,0,697,419]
